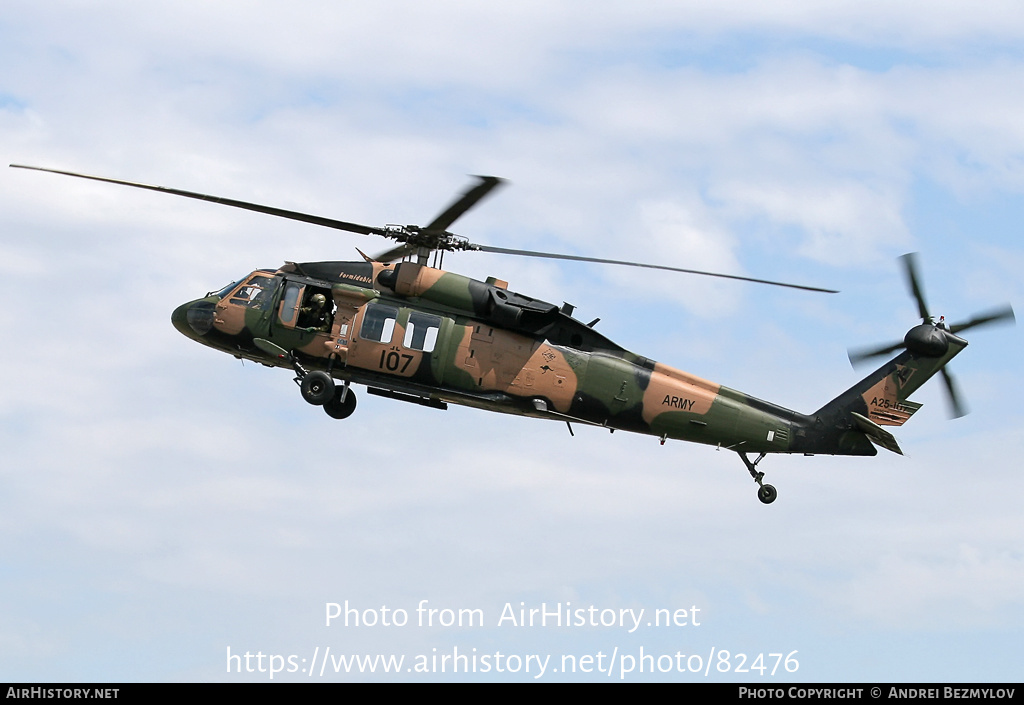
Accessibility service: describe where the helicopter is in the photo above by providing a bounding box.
[11,164,1016,503]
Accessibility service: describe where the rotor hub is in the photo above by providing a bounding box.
[904,323,950,358]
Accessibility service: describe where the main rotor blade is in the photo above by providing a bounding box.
[10,164,387,237]
[473,244,838,293]
[900,252,931,322]
[941,367,968,418]
[373,242,417,263]
[424,176,505,233]
[948,304,1015,335]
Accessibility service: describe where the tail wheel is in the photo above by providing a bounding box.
[300,371,335,406]
[757,484,778,505]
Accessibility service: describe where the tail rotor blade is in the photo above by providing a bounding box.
[848,340,905,366]
[900,252,931,322]
[949,304,1015,335]
[941,367,968,419]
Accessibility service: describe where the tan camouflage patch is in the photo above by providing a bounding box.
[453,324,577,412]
[861,366,916,426]
[213,299,247,335]
[642,362,721,424]
[394,262,446,297]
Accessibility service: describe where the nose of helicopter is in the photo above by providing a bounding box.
[171,299,216,339]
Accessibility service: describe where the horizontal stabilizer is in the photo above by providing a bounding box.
[851,412,904,455]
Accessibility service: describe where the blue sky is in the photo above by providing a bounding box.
[1,1,1022,682]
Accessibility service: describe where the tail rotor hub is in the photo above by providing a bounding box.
[904,323,951,358]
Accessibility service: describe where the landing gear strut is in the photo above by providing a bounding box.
[737,452,777,504]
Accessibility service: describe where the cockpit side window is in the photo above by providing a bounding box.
[228,275,277,310]
[279,282,303,325]
[360,303,398,343]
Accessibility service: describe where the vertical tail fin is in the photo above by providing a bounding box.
[795,330,967,455]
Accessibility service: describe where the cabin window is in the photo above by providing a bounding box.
[404,312,441,352]
[360,303,398,343]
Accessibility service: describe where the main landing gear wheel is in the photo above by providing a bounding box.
[324,386,357,419]
[300,370,335,406]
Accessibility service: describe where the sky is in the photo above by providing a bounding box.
[1,0,1022,683]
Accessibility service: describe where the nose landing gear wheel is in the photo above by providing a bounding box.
[300,370,335,406]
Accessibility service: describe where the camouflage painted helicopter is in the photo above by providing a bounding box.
[12,165,1015,503]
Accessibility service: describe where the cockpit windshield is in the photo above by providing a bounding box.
[210,280,240,299]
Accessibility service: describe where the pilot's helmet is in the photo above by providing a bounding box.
[311,293,327,308]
